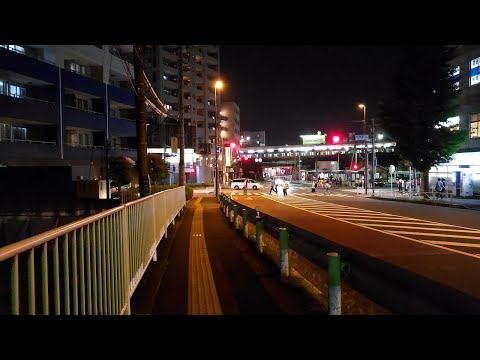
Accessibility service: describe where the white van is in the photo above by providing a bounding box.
[230,178,263,190]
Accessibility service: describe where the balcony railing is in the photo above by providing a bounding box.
[0,92,55,105]
[0,138,56,146]
[65,105,103,116]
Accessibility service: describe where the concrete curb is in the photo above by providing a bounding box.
[368,195,480,211]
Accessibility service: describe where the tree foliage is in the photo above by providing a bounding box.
[109,156,134,191]
[379,46,467,184]
[149,155,169,184]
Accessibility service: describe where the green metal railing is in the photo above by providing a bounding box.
[0,186,186,315]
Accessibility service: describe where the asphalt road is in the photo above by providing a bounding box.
[223,185,480,312]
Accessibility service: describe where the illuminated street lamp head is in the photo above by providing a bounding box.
[377,133,384,140]
[358,104,365,109]
[215,80,224,89]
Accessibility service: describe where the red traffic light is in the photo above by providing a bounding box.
[191,167,195,174]
[230,142,236,149]
[332,135,340,144]
[352,163,359,170]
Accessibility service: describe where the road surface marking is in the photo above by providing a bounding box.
[188,197,222,315]
[424,240,480,249]
[262,194,480,260]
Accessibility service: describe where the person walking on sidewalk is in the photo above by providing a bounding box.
[282,180,288,196]
[311,180,316,193]
[243,178,248,194]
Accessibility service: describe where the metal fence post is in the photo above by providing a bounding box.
[327,252,341,315]
[242,209,248,238]
[256,216,263,254]
[279,228,289,278]
[233,205,239,229]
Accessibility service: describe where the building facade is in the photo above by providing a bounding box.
[143,45,221,183]
[431,45,480,195]
[0,45,137,180]
[240,130,265,147]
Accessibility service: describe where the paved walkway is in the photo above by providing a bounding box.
[130,195,323,315]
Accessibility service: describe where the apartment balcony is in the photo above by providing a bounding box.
[64,106,105,131]
[164,79,179,90]
[162,63,179,75]
[0,139,59,163]
[109,117,136,137]
[162,49,178,62]
[63,144,105,162]
[0,47,59,84]
[163,94,178,104]
[0,93,57,124]
[206,67,218,77]
[108,84,135,108]
[206,53,218,65]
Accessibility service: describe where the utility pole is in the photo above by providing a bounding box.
[371,118,376,196]
[105,139,110,199]
[134,44,149,197]
[177,44,185,186]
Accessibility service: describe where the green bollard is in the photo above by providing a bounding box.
[242,209,248,238]
[256,216,263,253]
[225,201,229,218]
[327,252,341,315]
[279,228,289,278]
[233,205,239,229]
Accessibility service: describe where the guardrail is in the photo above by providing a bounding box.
[0,186,186,315]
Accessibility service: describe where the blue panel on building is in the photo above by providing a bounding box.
[109,117,136,137]
[61,70,105,97]
[0,95,57,123]
[0,48,58,84]
[63,107,105,131]
[108,85,135,107]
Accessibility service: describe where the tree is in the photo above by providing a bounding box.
[109,156,134,192]
[379,45,468,193]
[149,155,169,184]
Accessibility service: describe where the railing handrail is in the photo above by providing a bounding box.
[0,204,125,262]
[64,104,103,116]
[0,92,55,105]
[0,138,56,145]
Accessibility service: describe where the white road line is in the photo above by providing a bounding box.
[360,224,480,234]
[389,231,480,240]
[424,240,480,249]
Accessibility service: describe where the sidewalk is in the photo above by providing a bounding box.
[130,194,324,315]
[337,187,480,211]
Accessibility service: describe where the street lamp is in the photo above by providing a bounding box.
[214,80,223,200]
[358,104,368,194]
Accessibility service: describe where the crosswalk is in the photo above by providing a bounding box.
[268,194,480,259]
[230,192,262,196]
[294,192,354,198]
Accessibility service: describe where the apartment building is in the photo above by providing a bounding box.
[220,101,241,145]
[430,45,480,195]
[143,45,221,183]
[0,45,137,180]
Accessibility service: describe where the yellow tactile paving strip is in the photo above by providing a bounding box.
[188,197,222,315]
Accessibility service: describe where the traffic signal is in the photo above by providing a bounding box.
[352,163,359,170]
[332,135,340,144]
[230,142,236,149]
[191,167,195,174]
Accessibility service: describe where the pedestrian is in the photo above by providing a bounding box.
[311,180,316,193]
[282,180,288,196]
[269,179,277,194]
[243,178,248,194]
[435,178,444,199]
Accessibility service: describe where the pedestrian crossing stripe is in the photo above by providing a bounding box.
[231,192,261,196]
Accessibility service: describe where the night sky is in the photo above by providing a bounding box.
[220,45,402,146]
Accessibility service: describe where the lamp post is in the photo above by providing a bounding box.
[358,104,368,194]
[214,80,223,200]
[371,118,376,196]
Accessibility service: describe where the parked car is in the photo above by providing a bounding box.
[369,178,385,187]
[230,178,263,190]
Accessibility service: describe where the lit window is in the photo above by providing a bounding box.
[2,45,25,54]
[470,57,480,86]
[9,84,25,98]
[452,66,460,77]
[437,116,460,131]
[471,113,480,138]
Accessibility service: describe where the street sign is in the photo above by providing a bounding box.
[389,165,395,174]
[355,134,369,141]
[216,147,222,154]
